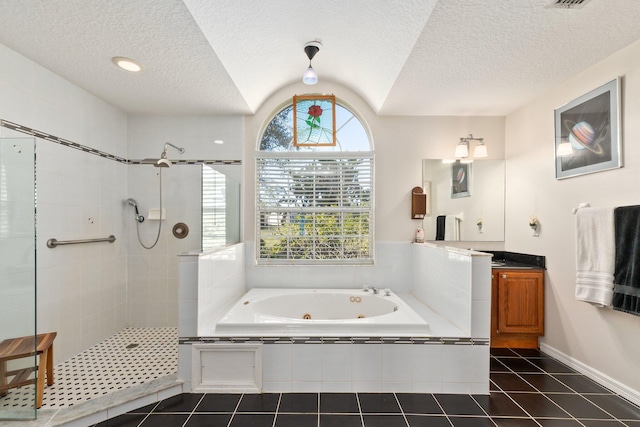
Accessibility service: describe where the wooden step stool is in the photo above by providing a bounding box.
[0,332,57,409]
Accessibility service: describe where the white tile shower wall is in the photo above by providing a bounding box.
[35,143,129,362]
[196,243,246,336]
[126,115,244,161]
[411,244,472,335]
[0,139,36,341]
[1,43,129,363]
[125,113,244,330]
[126,164,202,328]
[244,241,412,292]
[0,44,128,158]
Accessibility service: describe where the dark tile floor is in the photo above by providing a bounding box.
[93,348,640,427]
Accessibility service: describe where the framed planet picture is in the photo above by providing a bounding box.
[451,161,470,198]
[554,78,622,179]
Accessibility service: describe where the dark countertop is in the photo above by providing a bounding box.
[484,251,546,270]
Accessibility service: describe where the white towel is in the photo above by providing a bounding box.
[444,215,460,241]
[575,207,615,307]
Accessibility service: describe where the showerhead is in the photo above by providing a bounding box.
[140,158,173,167]
[141,142,185,167]
[125,198,145,222]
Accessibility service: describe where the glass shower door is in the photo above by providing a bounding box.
[0,137,37,420]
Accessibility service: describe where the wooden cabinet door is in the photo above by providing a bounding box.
[497,271,544,335]
[490,272,499,338]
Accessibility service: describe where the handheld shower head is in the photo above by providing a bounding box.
[126,198,145,222]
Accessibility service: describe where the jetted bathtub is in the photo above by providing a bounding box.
[215,288,430,336]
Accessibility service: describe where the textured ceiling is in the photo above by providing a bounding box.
[1,0,639,116]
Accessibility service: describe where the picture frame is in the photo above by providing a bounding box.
[451,161,470,198]
[293,94,336,147]
[554,78,622,179]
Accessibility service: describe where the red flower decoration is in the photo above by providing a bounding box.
[308,105,323,118]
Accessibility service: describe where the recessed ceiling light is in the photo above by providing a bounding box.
[214,140,224,145]
[112,57,142,72]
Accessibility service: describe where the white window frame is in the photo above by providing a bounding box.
[256,151,374,265]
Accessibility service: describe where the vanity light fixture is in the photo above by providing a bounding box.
[302,41,321,85]
[112,56,143,72]
[455,134,487,159]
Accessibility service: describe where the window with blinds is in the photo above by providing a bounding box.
[257,153,373,264]
[202,165,227,250]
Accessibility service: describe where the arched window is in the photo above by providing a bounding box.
[256,100,374,264]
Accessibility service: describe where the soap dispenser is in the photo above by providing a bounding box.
[415,226,425,243]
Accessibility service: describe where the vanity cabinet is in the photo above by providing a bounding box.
[491,269,544,349]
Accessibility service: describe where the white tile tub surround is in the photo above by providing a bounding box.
[244,241,413,293]
[177,242,246,338]
[178,241,491,394]
[411,243,491,338]
[259,342,488,393]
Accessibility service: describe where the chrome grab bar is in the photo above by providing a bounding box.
[47,235,116,248]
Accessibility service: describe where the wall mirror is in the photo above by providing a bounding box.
[422,159,505,242]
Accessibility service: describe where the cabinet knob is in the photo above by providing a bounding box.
[501,274,507,279]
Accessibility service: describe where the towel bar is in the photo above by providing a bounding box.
[572,202,591,214]
[46,235,116,248]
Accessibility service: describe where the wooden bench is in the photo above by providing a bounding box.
[0,332,57,408]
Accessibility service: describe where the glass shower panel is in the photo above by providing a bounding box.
[0,138,37,419]
[202,164,241,251]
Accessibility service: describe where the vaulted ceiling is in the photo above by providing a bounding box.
[1,0,639,116]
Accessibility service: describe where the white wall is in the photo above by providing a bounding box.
[0,44,129,362]
[505,39,640,395]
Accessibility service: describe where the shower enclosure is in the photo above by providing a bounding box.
[0,137,37,419]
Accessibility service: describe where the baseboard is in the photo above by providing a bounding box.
[540,343,640,407]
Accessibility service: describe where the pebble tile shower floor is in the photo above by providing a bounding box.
[0,327,177,410]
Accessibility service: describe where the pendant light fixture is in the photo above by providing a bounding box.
[302,41,321,85]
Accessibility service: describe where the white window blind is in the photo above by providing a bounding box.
[257,153,373,264]
[202,166,227,250]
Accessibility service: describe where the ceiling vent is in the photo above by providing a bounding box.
[547,0,592,9]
